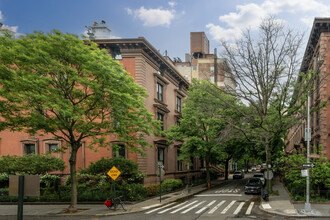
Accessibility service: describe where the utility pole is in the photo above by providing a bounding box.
[305,91,311,212]
[214,48,217,84]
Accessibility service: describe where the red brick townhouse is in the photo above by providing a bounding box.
[286,18,330,161]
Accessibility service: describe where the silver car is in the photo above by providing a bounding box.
[253,173,265,185]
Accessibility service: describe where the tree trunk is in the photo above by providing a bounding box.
[205,150,211,189]
[69,145,78,211]
[225,158,230,180]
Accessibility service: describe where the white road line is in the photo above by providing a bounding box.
[195,194,242,197]
[246,202,254,215]
[208,200,225,214]
[170,200,198,214]
[195,200,216,214]
[262,203,272,209]
[221,200,236,214]
[181,201,206,214]
[145,203,174,214]
[158,201,188,214]
[233,202,245,215]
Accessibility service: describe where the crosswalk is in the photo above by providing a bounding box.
[145,200,256,215]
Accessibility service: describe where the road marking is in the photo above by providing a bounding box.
[221,200,236,214]
[208,200,225,214]
[181,201,206,214]
[262,203,272,209]
[246,202,254,215]
[158,201,187,214]
[142,203,161,209]
[195,200,216,214]
[170,200,198,213]
[233,202,245,215]
[195,194,242,197]
[145,203,174,214]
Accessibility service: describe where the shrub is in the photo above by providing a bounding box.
[40,174,61,188]
[144,184,160,196]
[0,154,65,175]
[161,179,183,192]
[82,157,145,183]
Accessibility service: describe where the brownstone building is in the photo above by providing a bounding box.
[0,22,202,184]
[285,18,330,161]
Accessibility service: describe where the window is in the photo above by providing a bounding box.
[176,96,182,112]
[48,144,58,153]
[177,150,182,171]
[158,147,164,166]
[176,118,181,126]
[24,144,35,154]
[316,111,320,128]
[157,112,164,130]
[113,144,126,158]
[157,83,163,102]
[190,157,195,169]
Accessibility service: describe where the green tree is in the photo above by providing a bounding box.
[0,31,158,211]
[167,80,241,186]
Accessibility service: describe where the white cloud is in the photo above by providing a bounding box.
[129,6,176,27]
[125,8,132,15]
[2,25,18,33]
[0,10,2,20]
[206,24,242,41]
[168,2,176,8]
[207,0,330,42]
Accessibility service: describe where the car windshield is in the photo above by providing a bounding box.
[247,179,260,186]
[254,174,263,178]
[234,172,241,174]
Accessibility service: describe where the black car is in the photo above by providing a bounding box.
[233,171,244,179]
[244,178,263,194]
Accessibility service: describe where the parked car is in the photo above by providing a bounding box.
[245,178,263,194]
[251,166,256,171]
[253,173,265,185]
[233,171,244,179]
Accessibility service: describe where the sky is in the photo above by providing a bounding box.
[0,0,329,61]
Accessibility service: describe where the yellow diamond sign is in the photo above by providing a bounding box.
[107,166,121,181]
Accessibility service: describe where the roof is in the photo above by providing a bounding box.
[300,17,330,73]
[92,37,190,88]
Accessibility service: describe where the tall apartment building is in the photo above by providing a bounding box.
[0,21,202,184]
[285,18,330,161]
[174,32,236,89]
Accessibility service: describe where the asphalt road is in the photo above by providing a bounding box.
[97,173,264,220]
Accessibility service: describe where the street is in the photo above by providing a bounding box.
[92,173,320,220]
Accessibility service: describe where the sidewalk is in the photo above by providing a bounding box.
[259,175,330,217]
[0,179,217,218]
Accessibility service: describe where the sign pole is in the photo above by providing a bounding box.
[113,180,116,198]
[17,175,24,220]
[159,165,162,203]
[305,91,311,212]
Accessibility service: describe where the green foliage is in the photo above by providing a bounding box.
[0,154,65,175]
[167,80,244,183]
[40,174,61,188]
[82,157,145,183]
[161,179,184,192]
[144,184,160,197]
[280,153,330,201]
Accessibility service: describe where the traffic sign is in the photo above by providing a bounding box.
[263,171,273,180]
[302,163,316,168]
[107,166,121,180]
